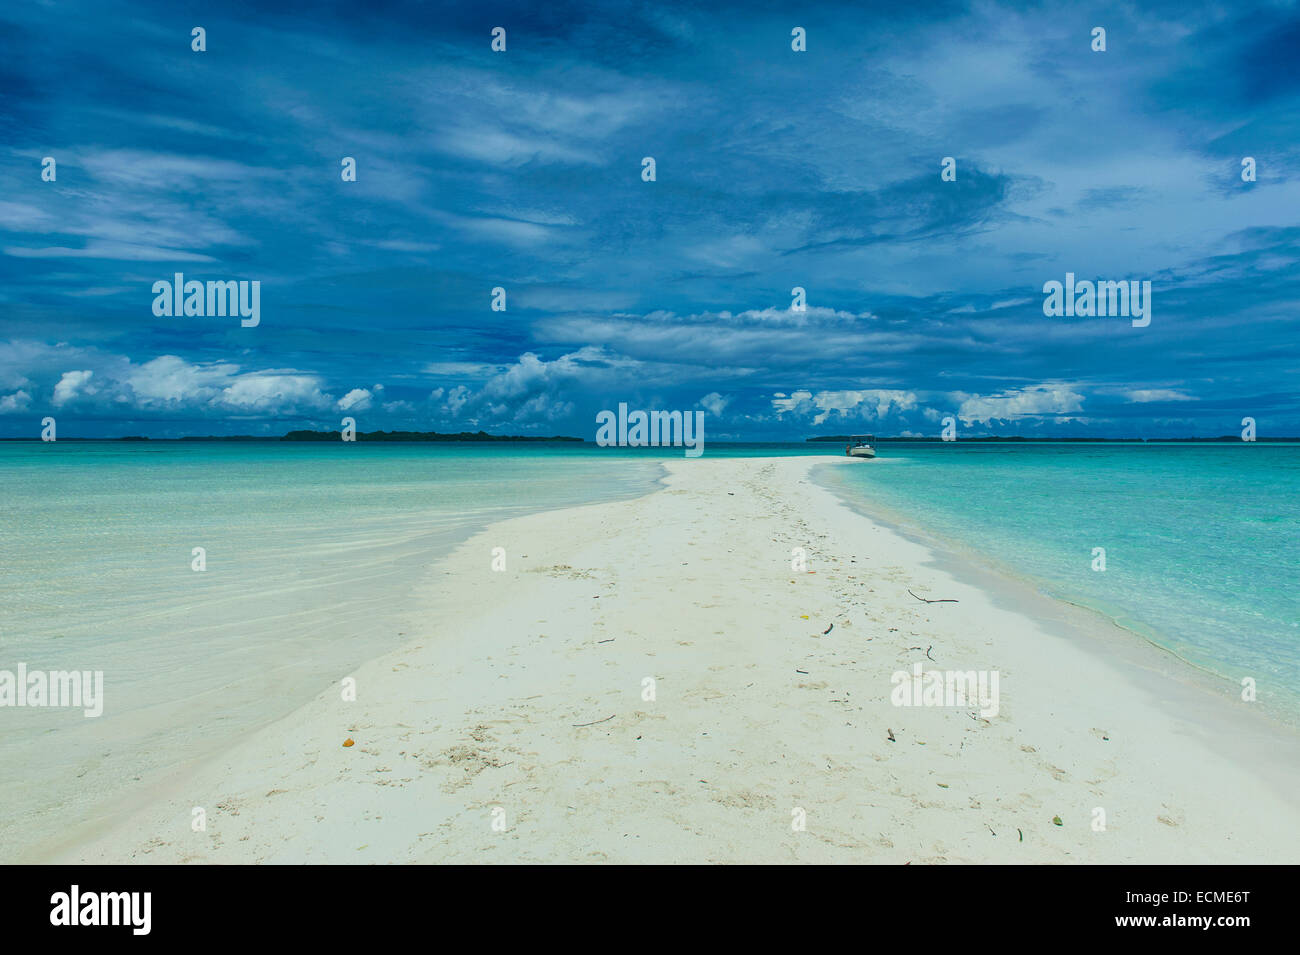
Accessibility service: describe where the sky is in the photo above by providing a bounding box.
[1,0,1298,439]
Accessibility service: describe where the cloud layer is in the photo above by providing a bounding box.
[2,0,1298,438]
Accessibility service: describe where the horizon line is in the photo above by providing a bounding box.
[4,434,1299,444]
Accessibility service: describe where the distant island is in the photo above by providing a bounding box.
[281,430,583,442]
[807,435,1298,443]
[2,431,585,442]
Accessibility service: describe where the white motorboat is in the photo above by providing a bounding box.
[845,434,876,458]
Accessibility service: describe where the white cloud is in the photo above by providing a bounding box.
[78,150,271,188]
[771,388,918,425]
[367,239,441,254]
[771,390,813,415]
[53,370,95,405]
[4,242,217,262]
[1,344,374,420]
[537,307,899,377]
[1125,388,1195,403]
[432,385,471,416]
[480,347,635,402]
[422,361,503,377]
[699,392,730,416]
[122,356,335,414]
[0,390,31,413]
[434,211,560,248]
[512,393,574,422]
[337,388,373,412]
[127,355,237,404]
[426,347,640,427]
[956,384,1085,423]
[218,374,332,412]
[436,125,600,167]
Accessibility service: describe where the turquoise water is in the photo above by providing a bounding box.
[819,443,1300,719]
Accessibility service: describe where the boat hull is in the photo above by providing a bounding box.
[847,447,876,458]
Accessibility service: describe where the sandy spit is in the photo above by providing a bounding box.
[60,457,1300,864]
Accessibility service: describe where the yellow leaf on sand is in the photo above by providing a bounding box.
[343,738,355,747]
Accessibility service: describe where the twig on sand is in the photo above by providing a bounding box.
[926,645,935,661]
[822,623,834,635]
[908,589,959,604]
[597,638,615,644]
[572,715,615,727]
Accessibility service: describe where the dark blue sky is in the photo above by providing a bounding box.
[2,0,1298,438]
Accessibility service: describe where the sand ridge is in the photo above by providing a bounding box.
[61,457,1300,864]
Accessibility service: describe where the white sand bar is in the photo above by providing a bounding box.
[60,457,1300,863]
